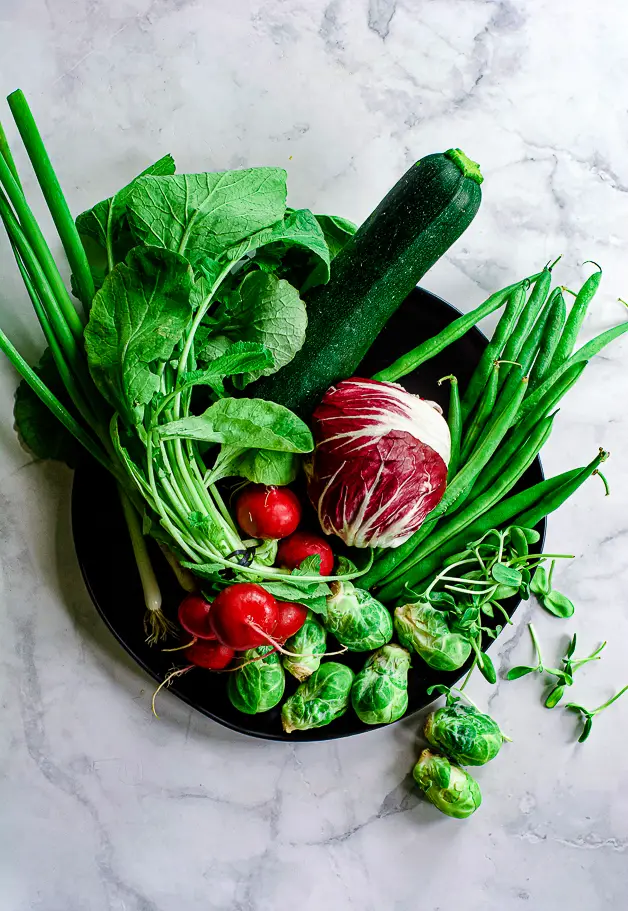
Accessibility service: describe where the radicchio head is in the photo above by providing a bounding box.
[306,377,450,549]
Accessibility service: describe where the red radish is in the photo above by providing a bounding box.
[186,640,235,670]
[277,531,334,576]
[178,595,216,640]
[274,601,308,642]
[210,583,279,650]
[235,485,301,540]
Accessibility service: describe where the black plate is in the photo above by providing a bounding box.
[72,287,545,741]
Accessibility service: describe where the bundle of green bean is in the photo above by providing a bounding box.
[360,263,626,601]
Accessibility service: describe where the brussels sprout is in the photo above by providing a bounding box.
[351,644,411,725]
[283,610,327,682]
[228,646,285,714]
[424,702,506,766]
[412,749,482,819]
[394,601,471,671]
[325,581,393,652]
[281,661,354,732]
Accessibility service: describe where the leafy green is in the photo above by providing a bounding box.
[13,347,81,467]
[128,168,287,260]
[394,602,472,672]
[325,581,393,652]
[301,213,357,291]
[77,154,176,254]
[200,272,307,386]
[84,246,194,424]
[281,662,355,732]
[424,702,507,766]
[157,396,313,452]
[226,207,330,275]
[413,750,482,819]
[283,611,328,682]
[177,341,273,398]
[227,646,285,714]
[225,449,300,486]
[351,644,411,725]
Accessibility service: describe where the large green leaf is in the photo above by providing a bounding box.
[157,396,313,452]
[201,272,306,386]
[13,348,81,468]
[76,154,176,287]
[127,168,287,260]
[226,208,330,280]
[84,246,194,425]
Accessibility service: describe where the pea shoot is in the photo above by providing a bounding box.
[567,686,628,743]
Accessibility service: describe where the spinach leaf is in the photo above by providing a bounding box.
[76,154,176,282]
[301,213,357,291]
[201,272,306,386]
[226,208,330,280]
[219,448,300,485]
[178,341,274,397]
[13,348,82,467]
[157,396,313,452]
[128,168,287,260]
[84,246,194,425]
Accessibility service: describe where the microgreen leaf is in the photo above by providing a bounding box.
[479,652,497,684]
[545,685,565,708]
[530,565,550,597]
[579,716,594,743]
[491,562,523,587]
[542,590,575,618]
[506,665,537,680]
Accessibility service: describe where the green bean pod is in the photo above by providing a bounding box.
[373,275,540,383]
[378,454,604,600]
[460,283,527,421]
[548,267,602,373]
[517,320,628,424]
[460,360,500,463]
[496,269,552,393]
[492,288,558,420]
[440,375,462,479]
[467,361,586,503]
[375,413,554,598]
[528,289,566,391]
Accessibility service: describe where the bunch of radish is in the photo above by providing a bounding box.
[173,484,335,672]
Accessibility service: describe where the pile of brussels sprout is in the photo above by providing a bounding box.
[226,580,412,731]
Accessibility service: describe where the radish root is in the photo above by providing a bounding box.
[162,637,198,652]
[152,666,192,718]
[144,608,177,645]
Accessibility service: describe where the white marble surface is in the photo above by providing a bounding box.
[1,1,628,908]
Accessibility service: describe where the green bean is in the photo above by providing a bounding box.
[496,269,552,393]
[460,360,500,463]
[378,455,603,601]
[516,320,628,424]
[460,283,527,421]
[439,374,462,479]
[467,361,586,503]
[372,275,540,384]
[514,449,608,528]
[492,286,558,422]
[548,266,602,373]
[362,376,528,591]
[376,412,555,598]
[528,289,566,391]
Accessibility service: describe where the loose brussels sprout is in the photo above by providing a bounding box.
[412,749,482,819]
[394,601,471,671]
[351,644,411,725]
[283,610,327,682]
[325,581,393,652]
[424,702,506,766]
[228,646,285,714]
[281,661,354,732]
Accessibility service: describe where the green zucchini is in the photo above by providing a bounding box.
[250,148,483,417]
